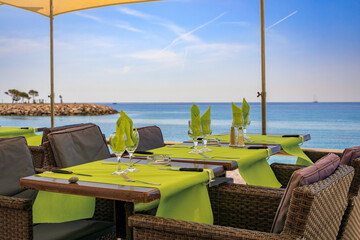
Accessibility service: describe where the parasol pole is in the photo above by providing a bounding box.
[50,0,55,127]
[260,0,266,135]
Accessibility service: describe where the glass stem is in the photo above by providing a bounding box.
[116,156,121,172]
[129,153,134,168]
[203,138,208,148]
[193,140,198,151]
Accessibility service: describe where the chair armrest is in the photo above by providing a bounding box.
[349,158,360,196]
[0,195,32,210]
[0,195,33,239]
[270,163,304,187]
[209,183,284,232]
[29,145,45,169]
[129,214,295,240]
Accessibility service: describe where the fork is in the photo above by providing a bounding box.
[120,172,161,185]
[199,153,239,160]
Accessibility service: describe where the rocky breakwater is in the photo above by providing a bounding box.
[0,103,118,116]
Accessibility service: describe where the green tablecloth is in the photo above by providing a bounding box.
[33,161,213,224]
[213,134,313,166]
[151,145,282,188]
[0,127,42,146]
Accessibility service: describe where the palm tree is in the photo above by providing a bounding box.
[29,90,39,103]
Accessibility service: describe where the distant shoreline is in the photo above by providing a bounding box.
[0,103,118,116]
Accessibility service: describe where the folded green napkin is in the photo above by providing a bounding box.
[113,112,126,152]
[119,111,138,146]
[200,106,211,136]
[190,104,201,136]
[242,98,250,126]
[232,102,243,127]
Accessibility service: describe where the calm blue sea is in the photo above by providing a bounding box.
[1,102,360,163]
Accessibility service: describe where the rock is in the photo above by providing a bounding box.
[0,103,118,116]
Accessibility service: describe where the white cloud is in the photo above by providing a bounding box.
[115,23,143,33]
[116,49,181,64]
[74,12,104,23]
[220,21,248,27]
[117,7,155,20]
[185,43,250,62]
[74,11,145,34]
[161,12,227,52]
[266,10,298,30]
[0,37,47,56]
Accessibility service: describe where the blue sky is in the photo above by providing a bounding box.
[0,0,359,103]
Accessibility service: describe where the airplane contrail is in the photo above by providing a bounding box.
[161,12,227,52]
[266,10,298,30]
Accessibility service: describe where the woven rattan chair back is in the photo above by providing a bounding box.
[129,165,354,240]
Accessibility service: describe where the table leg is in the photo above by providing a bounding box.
[115,201,134,240]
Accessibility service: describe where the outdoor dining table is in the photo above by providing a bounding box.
[136,133,312,188]
[19,158,226,240]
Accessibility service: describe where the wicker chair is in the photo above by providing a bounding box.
[271,149,360,240]
[129,165,354,240]
[0,136,116,240]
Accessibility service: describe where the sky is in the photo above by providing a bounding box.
[0,0,359,103]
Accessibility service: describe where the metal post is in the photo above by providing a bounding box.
[50,0,55,127]
[260,0,266,135]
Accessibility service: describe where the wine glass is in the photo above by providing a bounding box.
[188,120,203,154]
[201,119,212,152]
[242,118,251,141]
[125,130,140,172]
[109,132,126,175]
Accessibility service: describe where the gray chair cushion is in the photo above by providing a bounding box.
[33,220,114,240]
[48,124,111,168]
[136,126,165,151]
[271,153,340,233]
[12,189,38,204]
[0,137,36,196]
[341,145,360,165]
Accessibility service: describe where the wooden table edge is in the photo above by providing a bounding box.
[19,176,160,203]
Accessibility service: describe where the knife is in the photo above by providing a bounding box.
[134,150,154,155]
[159,168,203,172]
[52,169,92,177]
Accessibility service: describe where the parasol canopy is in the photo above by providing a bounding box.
[0,0,161,17]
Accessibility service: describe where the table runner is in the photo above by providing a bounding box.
[32,160,213,224]
[0,127,42,146]
[151,145,282,188]
[213,134,313,165]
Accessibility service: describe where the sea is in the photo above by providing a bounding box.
[1,102,359,164]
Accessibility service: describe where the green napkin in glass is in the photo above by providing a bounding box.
[242,98,250,126]
[232,102,243,127]
[200,106,211,136]
[119,111,138,146]
[113,111,126,150]
[190,104,201,136]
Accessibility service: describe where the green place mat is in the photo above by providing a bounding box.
[213,134,313,166]
[33,161,213,224]
[152,145,281,188]
[0,127,42,146]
